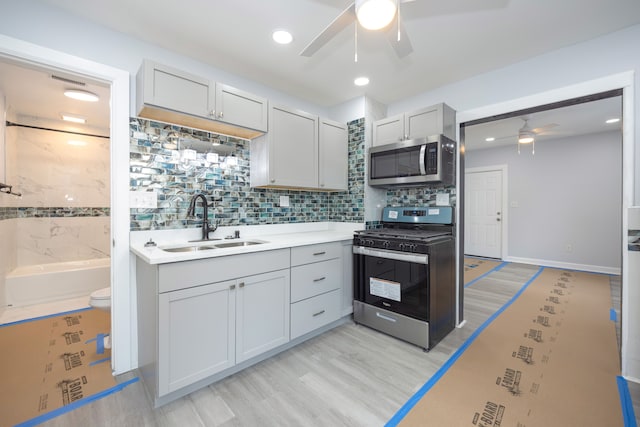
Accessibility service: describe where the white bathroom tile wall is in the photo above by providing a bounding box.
[15,216,110,266]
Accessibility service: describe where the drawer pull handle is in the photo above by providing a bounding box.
[313,277,326,282]
[313,310,326,317]
[313,251,326,256]
[376,312,397,323]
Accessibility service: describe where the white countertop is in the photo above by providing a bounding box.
[131,222,364,264]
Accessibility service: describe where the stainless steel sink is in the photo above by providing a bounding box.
[161,245,217,253]
[214,240,265,248]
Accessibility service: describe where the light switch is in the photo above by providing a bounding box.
[279,195,290,207]
[130,191,157,209]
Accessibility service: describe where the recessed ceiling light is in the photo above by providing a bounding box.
[64,89,99,102]
[61,113,87,124]
[272,30,293,45]
[485,137,495,142]
[354,76,370,86]
[606,118,620,124]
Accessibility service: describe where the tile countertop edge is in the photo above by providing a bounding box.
[131,222,365,265]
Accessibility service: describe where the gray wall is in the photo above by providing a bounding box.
[466,131,622,271]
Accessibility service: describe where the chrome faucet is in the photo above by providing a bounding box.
[187,193,217,241]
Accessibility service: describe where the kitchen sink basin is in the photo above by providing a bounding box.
[214,240,265,248]
[161,245,217,253]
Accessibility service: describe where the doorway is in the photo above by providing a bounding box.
[464,167,506,259]
[0,35,131,374]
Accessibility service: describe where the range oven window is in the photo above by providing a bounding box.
[360,254,429,321]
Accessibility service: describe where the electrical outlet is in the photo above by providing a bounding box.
[279,195,290,207]
[130,191,157,209]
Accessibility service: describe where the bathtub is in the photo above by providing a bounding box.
[5,258,110,308]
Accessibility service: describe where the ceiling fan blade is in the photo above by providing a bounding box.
[386,17,413,58]
[300,3,356,57]
[532,123,559,134]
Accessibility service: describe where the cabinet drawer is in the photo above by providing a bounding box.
[291,242,341,266]
[290,289,341,340]
[291,258,341,303]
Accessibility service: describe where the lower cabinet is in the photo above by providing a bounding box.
[157,269,290,396]
[236,269,290,363]
[158,269,289,396]
[158,280,236,395]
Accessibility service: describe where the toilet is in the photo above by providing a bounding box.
[89,287,112,351]
[89,287,111,312]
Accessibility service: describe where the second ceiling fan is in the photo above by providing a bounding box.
[300,0,417,60]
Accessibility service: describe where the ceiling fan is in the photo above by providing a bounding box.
[515,116,558,154]
[300,0,417,60]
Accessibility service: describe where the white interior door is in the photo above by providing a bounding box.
[465,169,503,258]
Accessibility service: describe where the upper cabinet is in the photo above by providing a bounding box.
[319,119,348,191]
[251,105,348,191]
[136,60,268,139]
[372,103,456,146]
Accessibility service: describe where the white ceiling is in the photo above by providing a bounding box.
[0,1,634,142]
[36,0,640,107]
[464,95,623,151]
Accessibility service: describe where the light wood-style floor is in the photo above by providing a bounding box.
[39,263,639,426]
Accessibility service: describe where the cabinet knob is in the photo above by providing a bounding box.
[218,111,224,118]
[239,282,245,288]
[229,284,236,290]
[270,179,276,183]
[209,110,215,118]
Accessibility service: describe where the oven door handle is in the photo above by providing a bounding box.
[419,143,427,175]
[353,246,429,264]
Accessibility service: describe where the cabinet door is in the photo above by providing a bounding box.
[269,106,318,188]
[236,269,290,363]
[143,60,213,118]
[341,241,354,317]
[215,83,268,132]
[405,104,443,140]
[158,280,235,396]
[373,114,404,146]
[319,118,348,191]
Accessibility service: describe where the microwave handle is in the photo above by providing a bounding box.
[419,144,427,175]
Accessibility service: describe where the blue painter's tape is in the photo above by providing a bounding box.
[89,357,111,366]
[617,376,638,427]
[14,377,139,427]
[611,308,618,322]
[464,261,509,288]
[0,307,92,328]
[386,266,545,427]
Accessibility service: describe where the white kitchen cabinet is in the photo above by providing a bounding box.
[290,242,342,339]
[372,103,456,146]
[319,118,348,191]
[251,104,319,189]
[158,280,235,395]
[251,106,348,191]
[341,240,354,317]
[136,59,267,139]
[236,269,290,363]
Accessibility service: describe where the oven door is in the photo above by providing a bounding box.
[353,246,429,321]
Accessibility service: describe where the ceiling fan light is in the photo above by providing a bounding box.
[356,0,397,30]
[518,134,535,144]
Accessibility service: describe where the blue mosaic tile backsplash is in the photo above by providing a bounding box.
[128,117,455,231]
[129,118,366,231]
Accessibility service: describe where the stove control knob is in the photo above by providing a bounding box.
[382,241,390,248]
[367,239,374,246]
[409,244,417,252]
[398,243,405,250]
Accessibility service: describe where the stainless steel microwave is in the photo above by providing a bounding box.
[369,135,456,187]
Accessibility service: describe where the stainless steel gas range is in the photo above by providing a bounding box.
[353,206,456,351]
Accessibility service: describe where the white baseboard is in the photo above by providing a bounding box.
[505,256,621,275]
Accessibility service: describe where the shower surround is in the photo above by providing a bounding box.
[1,123,110,309]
